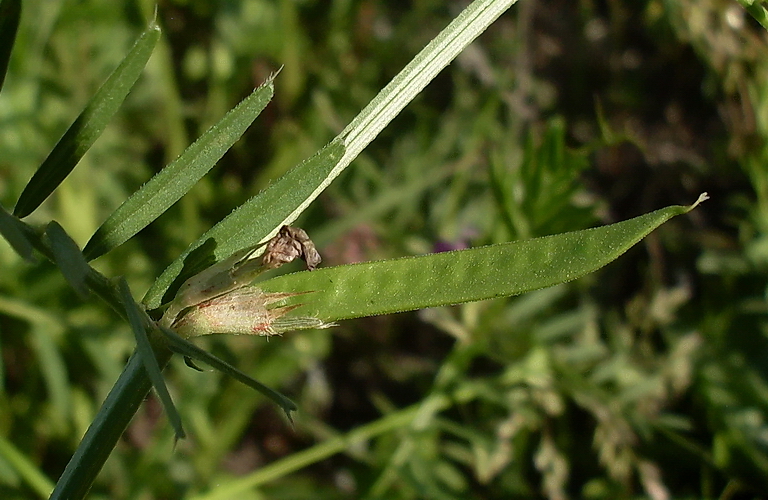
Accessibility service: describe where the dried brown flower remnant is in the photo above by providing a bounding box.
[263,225,321,270]
[163,225,322,327]
[171,287,331,337]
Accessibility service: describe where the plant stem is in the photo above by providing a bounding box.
[48,341,172,500]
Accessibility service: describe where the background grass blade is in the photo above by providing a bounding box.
[117,278,185,440]
[0,204,34,262]
[13,22,160,218]
[83,78,275,261]
[45,221,90,298]
[142,140,346,309]
[189,402,432,500]
[0,435,54,499]
[0,299,71,435]
[259,196,708,322]
[0,0,21,93]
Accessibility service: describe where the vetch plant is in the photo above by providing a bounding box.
[0,0,710,498]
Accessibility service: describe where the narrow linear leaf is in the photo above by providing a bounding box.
[143,140,346,309]
[117,278,185,440]
[260,196,709,322]
[0,204,34,262]
[159,326,297,420]
[736,0,768,31]
[13,22,161,218]
[0,0,21,92]
[11,212,133,318]
[83,79,276,261]
[339,0,517,161]
[46,221,91,298]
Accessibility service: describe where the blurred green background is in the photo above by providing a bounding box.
[2,0,768,498]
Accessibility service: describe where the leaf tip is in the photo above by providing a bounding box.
[281,396,298,424]
[284,408,296,425]
[172,426,187,449]
[149,5,161,32]
[256,66,281,94]
[267,65,284,84]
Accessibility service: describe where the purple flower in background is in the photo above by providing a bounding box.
[433,226,480,253]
